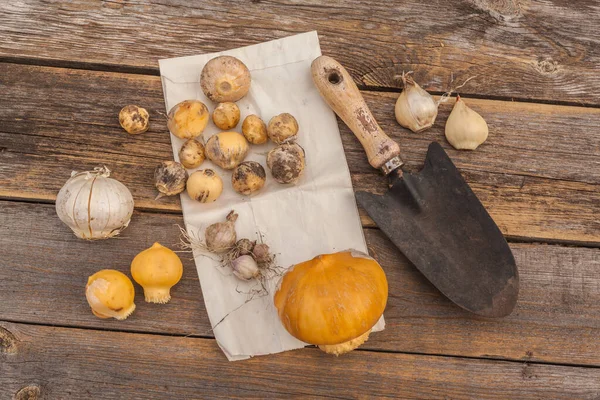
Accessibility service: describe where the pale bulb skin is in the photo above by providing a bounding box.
[86,269,136,320]
[445,96,489,150]
[56,167,134,240]
[200,56,251,103]
[130,242,183,304]
[394,76,438,133]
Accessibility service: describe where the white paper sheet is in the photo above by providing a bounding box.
[159,31,384,361]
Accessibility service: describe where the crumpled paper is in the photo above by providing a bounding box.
[159,31,384,361]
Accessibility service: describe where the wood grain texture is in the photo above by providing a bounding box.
[2,321,600,399]
[2,201,600,366]
[1,63,598,243]
[1,1,600,104]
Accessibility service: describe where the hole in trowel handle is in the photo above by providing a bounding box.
[327,71,342,85]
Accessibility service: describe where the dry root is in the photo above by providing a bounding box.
[178,224,285,332]
[438,74,477,105]
[178,224,284,296]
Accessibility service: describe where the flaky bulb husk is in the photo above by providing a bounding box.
[56,166,134,240]
[252,243,272,264]
[236,238,255,255]
[394,74,438,133]
[445,96,489,150]
[205,211,238,253]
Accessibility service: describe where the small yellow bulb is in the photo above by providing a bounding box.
[86,269,136,320]
[131,242,183,304]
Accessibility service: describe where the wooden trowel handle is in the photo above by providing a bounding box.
[311,55,402,173]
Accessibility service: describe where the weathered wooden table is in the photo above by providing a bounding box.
[1,1,599,399]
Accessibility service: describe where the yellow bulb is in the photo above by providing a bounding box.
[130,242,183,304]
[86,269,136,320]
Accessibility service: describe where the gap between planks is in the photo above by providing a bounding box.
[1,196,598,249]
[4,317,600,372]
[0,56,597,110]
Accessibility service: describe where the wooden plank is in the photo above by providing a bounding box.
[2,201,600,366]
[2,1,600,104]
[1,63,598,243]
[2,321,600,399]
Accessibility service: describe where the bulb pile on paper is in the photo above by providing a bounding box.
[54,31,389,362]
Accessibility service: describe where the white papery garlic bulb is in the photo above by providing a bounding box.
[394,73,438,133]
[56,166,134,239]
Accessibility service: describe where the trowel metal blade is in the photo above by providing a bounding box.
[356,142,519,317]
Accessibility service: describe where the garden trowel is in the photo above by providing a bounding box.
[311,56,519,317]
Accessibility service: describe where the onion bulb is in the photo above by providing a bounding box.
[394,73,438,133]
[56,166,134,240]
[274,250,388,355]
[205,210,238,253]
[445,95,489,150]
[205,131,249,170]
[86,269,136,320]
